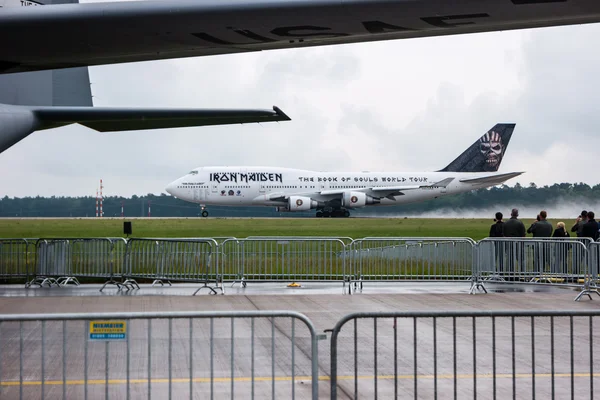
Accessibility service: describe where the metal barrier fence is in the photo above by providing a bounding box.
[344,238,475,293]
[1,236,598,298]
[124,238,222,294]
[329,310,600,400]
[0,310,319,400]
[220,237,348,287]
[0,239,36,281]
[472,238,597,299]
[578,241,600,301]
[26,238,128,289]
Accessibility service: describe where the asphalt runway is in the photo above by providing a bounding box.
[0,282,597,399]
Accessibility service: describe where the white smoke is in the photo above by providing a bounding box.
[358,198,600,220]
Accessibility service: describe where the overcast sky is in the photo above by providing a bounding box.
[1,15,600,198]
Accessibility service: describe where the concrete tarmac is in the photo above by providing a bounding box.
[0,282,597,399]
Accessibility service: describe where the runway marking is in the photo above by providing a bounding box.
[1,372,599,386]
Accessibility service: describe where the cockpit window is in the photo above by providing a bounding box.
[189,171,198,175]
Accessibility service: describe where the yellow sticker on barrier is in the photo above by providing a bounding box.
[89,320,127,341]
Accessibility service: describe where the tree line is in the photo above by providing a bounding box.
[0,182,598,218]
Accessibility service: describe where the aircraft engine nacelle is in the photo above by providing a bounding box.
[288,196,318,211]
[342,191,380,208]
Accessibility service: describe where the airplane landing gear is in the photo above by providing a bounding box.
[315,208,350,218]
[200,205,208,218]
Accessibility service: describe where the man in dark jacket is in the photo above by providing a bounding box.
[489,212,505,237]
[503,208,526,270]
[489,212,505,271]
[581,211,599,241]
[504,208,526,237]
[527,210,553,272]
[527,210,553,237]
[571,210,588,237]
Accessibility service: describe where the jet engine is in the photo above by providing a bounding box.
[288,196,319,211]
[342,191,380,208]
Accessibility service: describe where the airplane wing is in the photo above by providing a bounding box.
[31,105,291,131]
[2,0,600,73]
[0,103,290,153]
[459,172,524,185]
[319,178,454,199]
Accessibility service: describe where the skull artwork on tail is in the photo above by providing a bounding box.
[479,130,504,171]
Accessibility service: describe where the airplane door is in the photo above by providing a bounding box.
[193,187,200,202]
[211,184,218,193]
[259,183,266,193]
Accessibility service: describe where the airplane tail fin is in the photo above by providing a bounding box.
[438,123,516,173]
[0,0,92,107]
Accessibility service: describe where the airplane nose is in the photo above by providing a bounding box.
[165,180,177,195]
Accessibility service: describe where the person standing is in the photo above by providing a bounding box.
[489,212,505,237]
[504,208,526,237]
[552,222,570,238]
[489,212,505,272]
[527,210,553,237]
[571,210,588,237]
[581,211,599,241]
[552,221,570,274]
[527,210,553,272]
[503,208,526,271]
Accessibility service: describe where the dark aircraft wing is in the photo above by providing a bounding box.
[2,0,600,73]
[32,106,291,131]
[0,103,290,153]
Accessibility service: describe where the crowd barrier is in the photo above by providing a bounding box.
[329,310,600,400]
[124,238,222,294]
[344,237,475,293]
[220,237,348,288]
[472,238,600,300]
[0,236,599,299]
[0,239,35,281]
[0,310,319,400]
[24,238,128,289]
[2,309,599,399]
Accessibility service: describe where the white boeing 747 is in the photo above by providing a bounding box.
[165,123,523,218]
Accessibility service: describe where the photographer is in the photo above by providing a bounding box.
[527,211,552,237]
[571,210,588,237]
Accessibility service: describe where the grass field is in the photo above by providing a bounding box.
[0,217,560,240]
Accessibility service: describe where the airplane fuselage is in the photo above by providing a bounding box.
[166,166,507,210]
[166,123,522,217]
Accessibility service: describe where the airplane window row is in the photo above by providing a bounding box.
[224,186,250,189]
[178,185,208,189]
[266,186,315,189]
